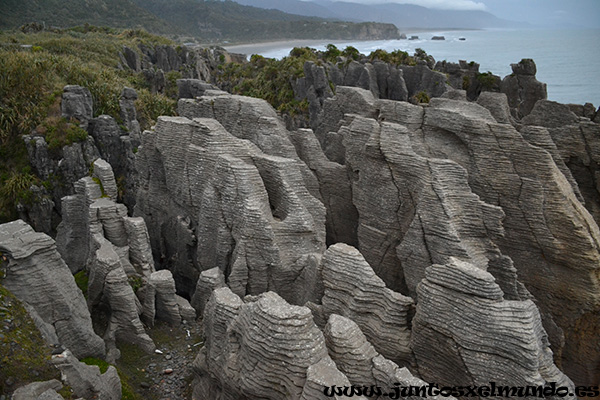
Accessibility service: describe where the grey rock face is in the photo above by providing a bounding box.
[476,91,513,124]
[11,380,63,400]
[0,220,105,359]
[412,259,574,391]
[289,128,358,246]
[121,46,141,71]
[16,185,56,235]
[56,176,102,273]
[149,269,182,326]
[324,314,379,386]
[399,64,448,100]
[61,85,93,129]
[321,243,413,367]
[198,288,334,399]
[119,87,141,143]
[419,98,600,386]
[190,267,226,315]
[177,79,218,99]
[134,109,325,305]
[51,349,121,400]
[54,168,157,356]
[92,159,118,201]
[88,239,155,355]
[309,88,599,385]
[123,216,155,278]
[501,59,547,119]
[522,100,600,225]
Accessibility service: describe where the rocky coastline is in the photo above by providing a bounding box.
[1,41,600,399]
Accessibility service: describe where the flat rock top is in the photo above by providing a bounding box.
[0,220,55,260]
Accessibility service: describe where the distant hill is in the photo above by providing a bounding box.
[0,0,403,42]
[131,0,401,41]
[234,0,525,29]
[0,0,175,33]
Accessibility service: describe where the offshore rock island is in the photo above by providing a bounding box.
[0,29,599,400]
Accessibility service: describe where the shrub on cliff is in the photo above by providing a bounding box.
[0,27,176,222]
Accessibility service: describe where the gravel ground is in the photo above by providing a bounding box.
[119,319,204,400]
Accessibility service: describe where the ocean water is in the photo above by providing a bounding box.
[232,29,600,107]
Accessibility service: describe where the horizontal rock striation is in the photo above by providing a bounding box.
[412,259,574,390]
[522,99,600,225]
[135,101,326,305]
[197,288,342,399]
[306,86,599,385]
[0,219,105,359]
[320,243,414,367]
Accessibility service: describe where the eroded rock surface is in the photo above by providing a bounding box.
[135,104,325,305]
[0,220,105,359]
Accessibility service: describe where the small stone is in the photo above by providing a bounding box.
[163,368,173,375]
[165,354,172,360]
[5,377,15,386]
[140,382,150,389]
[155,349,163,354]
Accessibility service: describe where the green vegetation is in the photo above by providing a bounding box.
[0,0,174,34]
[476,71,497,90]
[0,28,177,223]
[413,91,431,104]
[74,270,89,298]
[128,275,144,293]
[41,117,89,151]
[462,75,471,90]
[0,284,60,394]
[219,47,320,114]
[369,48,416,66]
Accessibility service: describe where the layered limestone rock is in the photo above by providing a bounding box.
[320,243,413,367]
[92,158,118,201]
[56,176,102,273]
[54,167,160,357]
[522,99,600,225]
[147,269,183,326]
[0,220,105,359]
[190,267,227,315]
[123,216,155,278]
[61,85,93,129]
[419,98,600,385]
[288,129,358,245]
[11,380,63,400]
[88,239,154,357]
[135,108,325,305]
[412,259,574,390]
[500,58,547,119]
[196,288,342,399]
[324,314,379,387]
[312,87,600,385]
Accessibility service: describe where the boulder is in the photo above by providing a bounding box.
[11,380,62,400]
[51,349,121,400]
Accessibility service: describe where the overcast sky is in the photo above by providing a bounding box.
[313,0,600,27]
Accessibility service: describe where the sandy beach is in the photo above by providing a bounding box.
[223,39,351,57]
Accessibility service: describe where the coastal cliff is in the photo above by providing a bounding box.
[1,31,600,399]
